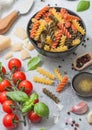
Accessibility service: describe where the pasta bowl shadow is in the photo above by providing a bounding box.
[27,7,86,58]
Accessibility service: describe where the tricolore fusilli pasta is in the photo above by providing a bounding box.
[29,6,86,52]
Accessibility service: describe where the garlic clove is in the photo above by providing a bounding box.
[70,102,88,115]
[87,111,92,124]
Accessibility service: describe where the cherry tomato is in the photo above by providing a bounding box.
[8,58,22,72]
[0,91,8,104]
[0,79,11,92]
[2,100,15,113]
[3,113,19,129]
[12,71,26,84]
[18,80,33,94]
[34,99,39,104]
[1,66,6,74]
[28,111,42,123]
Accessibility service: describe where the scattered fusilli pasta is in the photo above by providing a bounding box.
[54,68,63,81]
[43,88,60,103]
[56,75,69,92]
[33,76,53,85]
[37,67,55,80]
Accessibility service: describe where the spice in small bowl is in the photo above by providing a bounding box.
[73,52,92,71]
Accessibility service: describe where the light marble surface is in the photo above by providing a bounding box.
[0,0,92,130]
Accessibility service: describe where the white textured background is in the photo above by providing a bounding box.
[0,0,92,130]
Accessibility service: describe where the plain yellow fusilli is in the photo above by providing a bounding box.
[72,20,85,35]
[72,39,81,46]
[51,45,68,52]
[60,35,66,46]
[46,36,52,45]
[50,8,63,22]
[34,20,46,40]
[44,45,50,51]
[33,76,53,85]
[54,68,63,81]
[37,67,55,80]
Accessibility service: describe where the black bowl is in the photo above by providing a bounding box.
[72,72,92,97]
[27,7,86,58]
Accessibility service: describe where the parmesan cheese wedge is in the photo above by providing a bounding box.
[21,49,31,60]
[14,27,27,40]
[0,35,11,51]
[24,42,34,51]
[12,43,23,52]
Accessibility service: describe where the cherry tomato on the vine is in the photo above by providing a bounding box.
[28,111,42,123]
[0,91,8,104]
[18,80,33,94]
[1,66,6,74]
[2,100,16,113]
[3,113,19,129]
[0,79,12,92]
[8,58,22,72]
[12,71,26,84]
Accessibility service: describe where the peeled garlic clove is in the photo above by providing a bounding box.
[87,111,92,124]
[70,102,88,115]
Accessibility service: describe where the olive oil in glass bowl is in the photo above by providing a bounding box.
[72,72,92,97]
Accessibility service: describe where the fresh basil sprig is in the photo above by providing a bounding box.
[40,128,46,130]
[27,56,41,70]
[0,77,3,82]
[22,101,34,113]
[30,93,39,102]
[0,62,2,72]
[77,0,90,12]
[7,91,29,102]
[34,102,49,118]
[22,93,39,113]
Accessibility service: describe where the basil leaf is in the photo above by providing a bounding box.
[7,91,29,102]
[0,62,2,72]
[0,77,3,82]
[30,93,39,102]
[22,102,34,113]
[40,128,46,130]
[77,0,90,12]
[34,102,49,118]
[27,56,41,70]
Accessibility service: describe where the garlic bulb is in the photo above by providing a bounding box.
[87,111,92,124]
[0,0,14,7]
[70,102,88,115]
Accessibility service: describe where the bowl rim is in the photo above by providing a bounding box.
[72,72,92,97]
[27,6,86,54]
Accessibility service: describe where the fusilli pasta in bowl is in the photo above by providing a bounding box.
[27,6,86,58]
